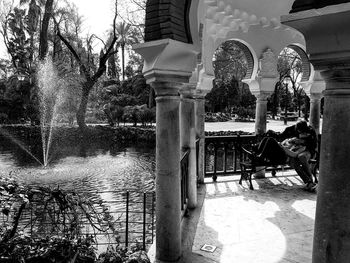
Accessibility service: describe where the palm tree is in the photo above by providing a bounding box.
[116,22,131,81]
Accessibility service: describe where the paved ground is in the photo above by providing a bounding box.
[150,119,320,263]
[181,171,316,263]
[205,119,299,133]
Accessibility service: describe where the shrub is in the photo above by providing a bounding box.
[138,108,155,127]
[0,177,151,263]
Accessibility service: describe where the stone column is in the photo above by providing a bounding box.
[194,92,206,184]
[282,5,350,263]
[134,39,198,262]
[303,73,325,135]
[152,81,182,261]
[180,84,197,209]
[313,69,350,263]
[254,92,270,135]
[245,78,276,179]
[309,93,322,134]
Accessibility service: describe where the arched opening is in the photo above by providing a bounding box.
[268,46,310,123]
[205,40,256,121]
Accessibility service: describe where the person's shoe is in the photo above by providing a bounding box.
[304,182,317,192]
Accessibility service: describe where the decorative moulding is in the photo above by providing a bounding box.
[133,39,198,83]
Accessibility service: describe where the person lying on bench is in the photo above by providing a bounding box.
[250,120,317,192]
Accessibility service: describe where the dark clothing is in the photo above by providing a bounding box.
[256,137,287,165]
[262,123,317,184]
[280,124,317,155]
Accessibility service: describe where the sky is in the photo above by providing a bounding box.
[0,0,117,58]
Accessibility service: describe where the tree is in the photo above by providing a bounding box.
[116,22,132,81]
[272,47,308,122]
[55,1,121,129]
[38,0,54,60]
[206,40,255,113]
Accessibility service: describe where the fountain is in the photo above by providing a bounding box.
[37,57,66,167]
[0,57,66,167]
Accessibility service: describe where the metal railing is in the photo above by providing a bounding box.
[204,134,258,180]
[180,149,190,214]
[1,190,156,251]
[204,134,322,180]
[196,138,200,181]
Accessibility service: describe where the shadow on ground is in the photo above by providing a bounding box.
[189,174,316,263]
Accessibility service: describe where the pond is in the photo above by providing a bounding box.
[0,134,156,193]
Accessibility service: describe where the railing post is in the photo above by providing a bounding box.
[224,141,228,174]
[125,191,129,248]
[213,142,218,181]
[151,192,155,244]
[143,192,146,250]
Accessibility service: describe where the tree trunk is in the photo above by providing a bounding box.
[77,83,92,129]
[148,87,155,108]
[121,43,125,80]
[39,0,54,60]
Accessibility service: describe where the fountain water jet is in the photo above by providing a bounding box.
[37,57,66,167]
[0,128,44,166]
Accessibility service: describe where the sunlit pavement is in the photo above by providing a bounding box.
[205,119,300,133]
[181,171,316,263]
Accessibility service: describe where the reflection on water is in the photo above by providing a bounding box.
[0,138,155,193]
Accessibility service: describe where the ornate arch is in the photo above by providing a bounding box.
[145,0,192,43]
[288,44,312,81]
[213,39,257,80]
[234,41,255,80]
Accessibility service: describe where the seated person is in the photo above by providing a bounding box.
[249,120,317,192]
[280,137,306,157]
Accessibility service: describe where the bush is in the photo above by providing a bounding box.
[138,108,155,127]
[205,112,232,122]
[0,177,140,263]
[235,107,255,120]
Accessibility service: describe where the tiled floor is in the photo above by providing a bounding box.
[184,172,317,263]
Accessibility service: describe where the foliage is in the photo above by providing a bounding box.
[0,176,120,262]
[0,0,149,127]
[138,107,155,127]
[97,245,150,263]
[269,47,309,119]
[206,40,255,113]
[0,176,151,262]
[112,94,138,108]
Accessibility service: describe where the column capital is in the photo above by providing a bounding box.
[150,81,182,97]
[309,93,323,101]
[193,89,210,100]
[133,39,198,84]
[243,77,277,97]
[321,69,350,97]
[301,80,326,98]
[179,83,196,99]
[254,91,271,101]
[282,4,350,71]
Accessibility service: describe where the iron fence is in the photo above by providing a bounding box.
[204,135,258,180]
[204,134,322,180]
[0,190,155,251]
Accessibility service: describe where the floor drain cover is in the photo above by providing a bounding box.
[200,244,217,253]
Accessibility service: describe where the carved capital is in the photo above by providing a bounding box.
[193,89,210,100]
[180,83,196,99]
[282,4,350,71]
[243,76,277,95]
[151,81,182,97]
[133,39,198,84]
